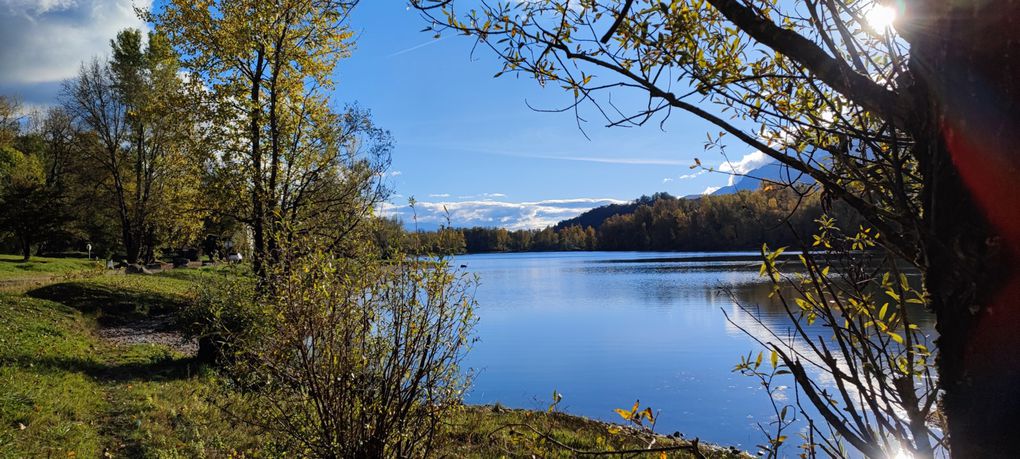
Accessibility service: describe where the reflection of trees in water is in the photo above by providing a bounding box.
[721,249,943,458]
[726,271,936,333]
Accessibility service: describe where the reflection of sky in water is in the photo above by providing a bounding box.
[455,251,935,451]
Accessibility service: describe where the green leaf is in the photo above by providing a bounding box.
[548,390,562,412]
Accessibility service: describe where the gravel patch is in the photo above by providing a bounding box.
[97,316,198,356]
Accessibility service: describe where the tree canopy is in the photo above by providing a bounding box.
[153,0,391,279]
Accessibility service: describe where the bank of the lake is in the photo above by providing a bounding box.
[0,259,746,458]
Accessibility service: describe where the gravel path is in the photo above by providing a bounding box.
[97,316,198,356]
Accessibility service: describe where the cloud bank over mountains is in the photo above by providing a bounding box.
[380,197,628,230]
[717,150,773,186]
[0,0,150,105]
[661,150,776,189]
[383,150,787,230]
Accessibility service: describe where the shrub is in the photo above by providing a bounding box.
[190,247,476,458]
[177,268,265,363]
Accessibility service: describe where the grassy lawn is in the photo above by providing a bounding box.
[0,267,745,458]
[0,268,267,458]
[0,255,102,283]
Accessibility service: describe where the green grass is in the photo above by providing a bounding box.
[0,267,747,458]
[0,268,268,458]
[0,254,102,283]
[442,405,745,458]
[25,269,230,325]
[0,293,106,457]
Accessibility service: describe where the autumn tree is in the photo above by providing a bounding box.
[0,97,76,260]
[0,96,18,147]
[63,29,206,264]
[413,0,1020,456]
[0,139,56,261]
[32,108,80,191]
[153,0,391,279]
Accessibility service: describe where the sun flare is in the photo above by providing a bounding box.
[866,4,898,31]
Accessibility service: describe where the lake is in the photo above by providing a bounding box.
[455,251,935,451]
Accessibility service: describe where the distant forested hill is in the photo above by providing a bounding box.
[554,192,675,230]
[381,184,860,255]
[556,162,816,230]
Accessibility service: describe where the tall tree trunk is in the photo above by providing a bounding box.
[920,132,1015,458]
[124,228,141,265]
[906,2,1020,456]
[136,125,145,252]
[20,234,31,262]
[143,226,156,264]
[250,49,266,281]
[267,38,283,269]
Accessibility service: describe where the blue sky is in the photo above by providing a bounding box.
[0,0,771,229]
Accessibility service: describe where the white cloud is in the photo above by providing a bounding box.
[387,170,403,177]
[3,0,77,15]
[380,197,627,230]
[678,170,706,180]
[718,150,773,186]
[0,0,150,103]
[428,193,450,198]
[702,186,721,195]
[454,192,508,200]
[662,177,673,183]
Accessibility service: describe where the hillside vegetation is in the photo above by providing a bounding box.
[393,186,859,255]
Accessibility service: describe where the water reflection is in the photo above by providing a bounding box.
[455,251,935,450]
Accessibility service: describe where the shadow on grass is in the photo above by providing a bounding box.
[26,282,186,326]
[4,353,203,383]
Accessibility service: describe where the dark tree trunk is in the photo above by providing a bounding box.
[124,225,141,265]
[143,226,156,264]
[250,49,266,282]
[195,336,219,364]
[905,2,1020,456]
[919,131,1015,458]
[20,235,31,262]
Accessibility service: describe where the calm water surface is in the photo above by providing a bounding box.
[455,251,935,450]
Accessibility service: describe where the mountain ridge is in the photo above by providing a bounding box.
[556,161,811,229]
